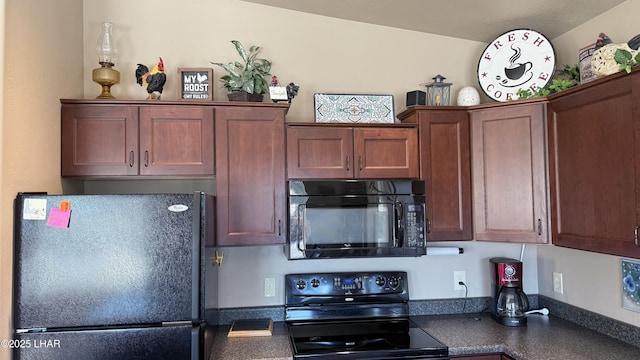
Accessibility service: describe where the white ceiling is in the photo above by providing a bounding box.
[241,0,625,43]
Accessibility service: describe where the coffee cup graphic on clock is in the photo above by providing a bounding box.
[498,45,534,86]
[505,61,532,80]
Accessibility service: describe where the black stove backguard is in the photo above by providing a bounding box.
[284,272,449,360]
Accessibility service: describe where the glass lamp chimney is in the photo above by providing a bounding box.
[96,22,117,67]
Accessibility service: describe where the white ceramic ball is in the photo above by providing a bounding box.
[457,86,480,106]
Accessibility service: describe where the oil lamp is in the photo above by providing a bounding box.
[92,22,120,99]
[423,74,452,106]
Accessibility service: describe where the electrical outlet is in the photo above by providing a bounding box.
[453,271,466,291]
[264,277,276,297]
[553,272,564,294]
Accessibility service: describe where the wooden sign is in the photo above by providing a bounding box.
[179,68,213,100]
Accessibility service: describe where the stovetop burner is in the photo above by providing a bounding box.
[285,272,448,359]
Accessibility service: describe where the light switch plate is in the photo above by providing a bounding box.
[553,272,564,294]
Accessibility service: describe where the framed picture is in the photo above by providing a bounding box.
[178,68,213,100]
[622,259,640,312]
[314,93,395,123]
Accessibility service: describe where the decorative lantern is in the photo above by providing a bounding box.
[423,74,452,106]
[92,22,120,99]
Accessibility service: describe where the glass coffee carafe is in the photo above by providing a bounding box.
[496,286,529,326]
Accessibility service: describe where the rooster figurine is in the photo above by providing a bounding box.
[136,57,167,99]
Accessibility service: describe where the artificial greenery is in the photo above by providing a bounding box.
[211,40,272,95]
[614,48,640,73]
[515,64,580,99]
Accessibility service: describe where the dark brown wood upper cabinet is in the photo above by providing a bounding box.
[287,124,419,179]
[470,101,549,244]
[61,103,139,177]
[138,106,214,176]
[548,71,640,258]
[398,107,473,241]
[61,101,214,177]
[215,106,287,246]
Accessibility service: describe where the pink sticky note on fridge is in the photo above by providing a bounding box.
[47,208,71,228]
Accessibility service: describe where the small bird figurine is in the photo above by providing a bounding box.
[136,57,167,100]
[594,32,613,50]
[286,83,299,103]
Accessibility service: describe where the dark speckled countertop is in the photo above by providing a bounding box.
[414,314,639,359]
[210,321,291,360]
[210,313,640,360]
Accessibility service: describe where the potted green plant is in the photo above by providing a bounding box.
[515,64,580,99]
[211,40,272,102]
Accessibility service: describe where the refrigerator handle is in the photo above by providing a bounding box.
[191,191,203,321]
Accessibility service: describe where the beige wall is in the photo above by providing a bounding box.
[82,0,486,122]
[0,1,83,359]
[553,1,639,66]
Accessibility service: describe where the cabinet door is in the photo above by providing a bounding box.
[471,103,548,243]
[215,106,286,246]
[61,104,138,176]
[417,110,472,241]
[354,127,419,179]
[139,106,214,176]
[549,75,640,258]
[286,126,353,178]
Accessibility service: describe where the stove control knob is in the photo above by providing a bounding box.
[311,278,320,287]
[375,276,386,287]
[296,280,306,290]
[388,276,400,289]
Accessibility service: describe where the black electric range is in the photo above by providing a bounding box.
[285,272,449,359]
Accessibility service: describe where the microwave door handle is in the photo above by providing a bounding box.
[297,208,306,254]
[395,202,404,247]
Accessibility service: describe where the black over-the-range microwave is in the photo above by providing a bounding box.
[286,180,427,260]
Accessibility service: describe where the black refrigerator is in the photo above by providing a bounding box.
[12,192,215,360]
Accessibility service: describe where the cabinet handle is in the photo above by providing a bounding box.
[129,151,134,167]
[537,218,542,236]
[635,226,640,247]
[426,218,432,234]
[144,150,149,167]
[345,155,350,171]
[359,156,363,171]
[278,220,282,237]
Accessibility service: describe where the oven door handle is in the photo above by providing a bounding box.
[395,201,404,247]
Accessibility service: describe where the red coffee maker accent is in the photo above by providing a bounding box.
[490,257,529,326]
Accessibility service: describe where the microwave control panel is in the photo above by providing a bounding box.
[404,203,425,247]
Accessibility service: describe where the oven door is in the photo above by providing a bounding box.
[288,194,400,259]
[287,318,448,359]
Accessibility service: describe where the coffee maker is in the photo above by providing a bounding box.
[490,257,529,326]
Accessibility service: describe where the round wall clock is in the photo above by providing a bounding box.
[477,29,556,102]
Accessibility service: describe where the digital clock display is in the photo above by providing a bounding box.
[343,277,354,285]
